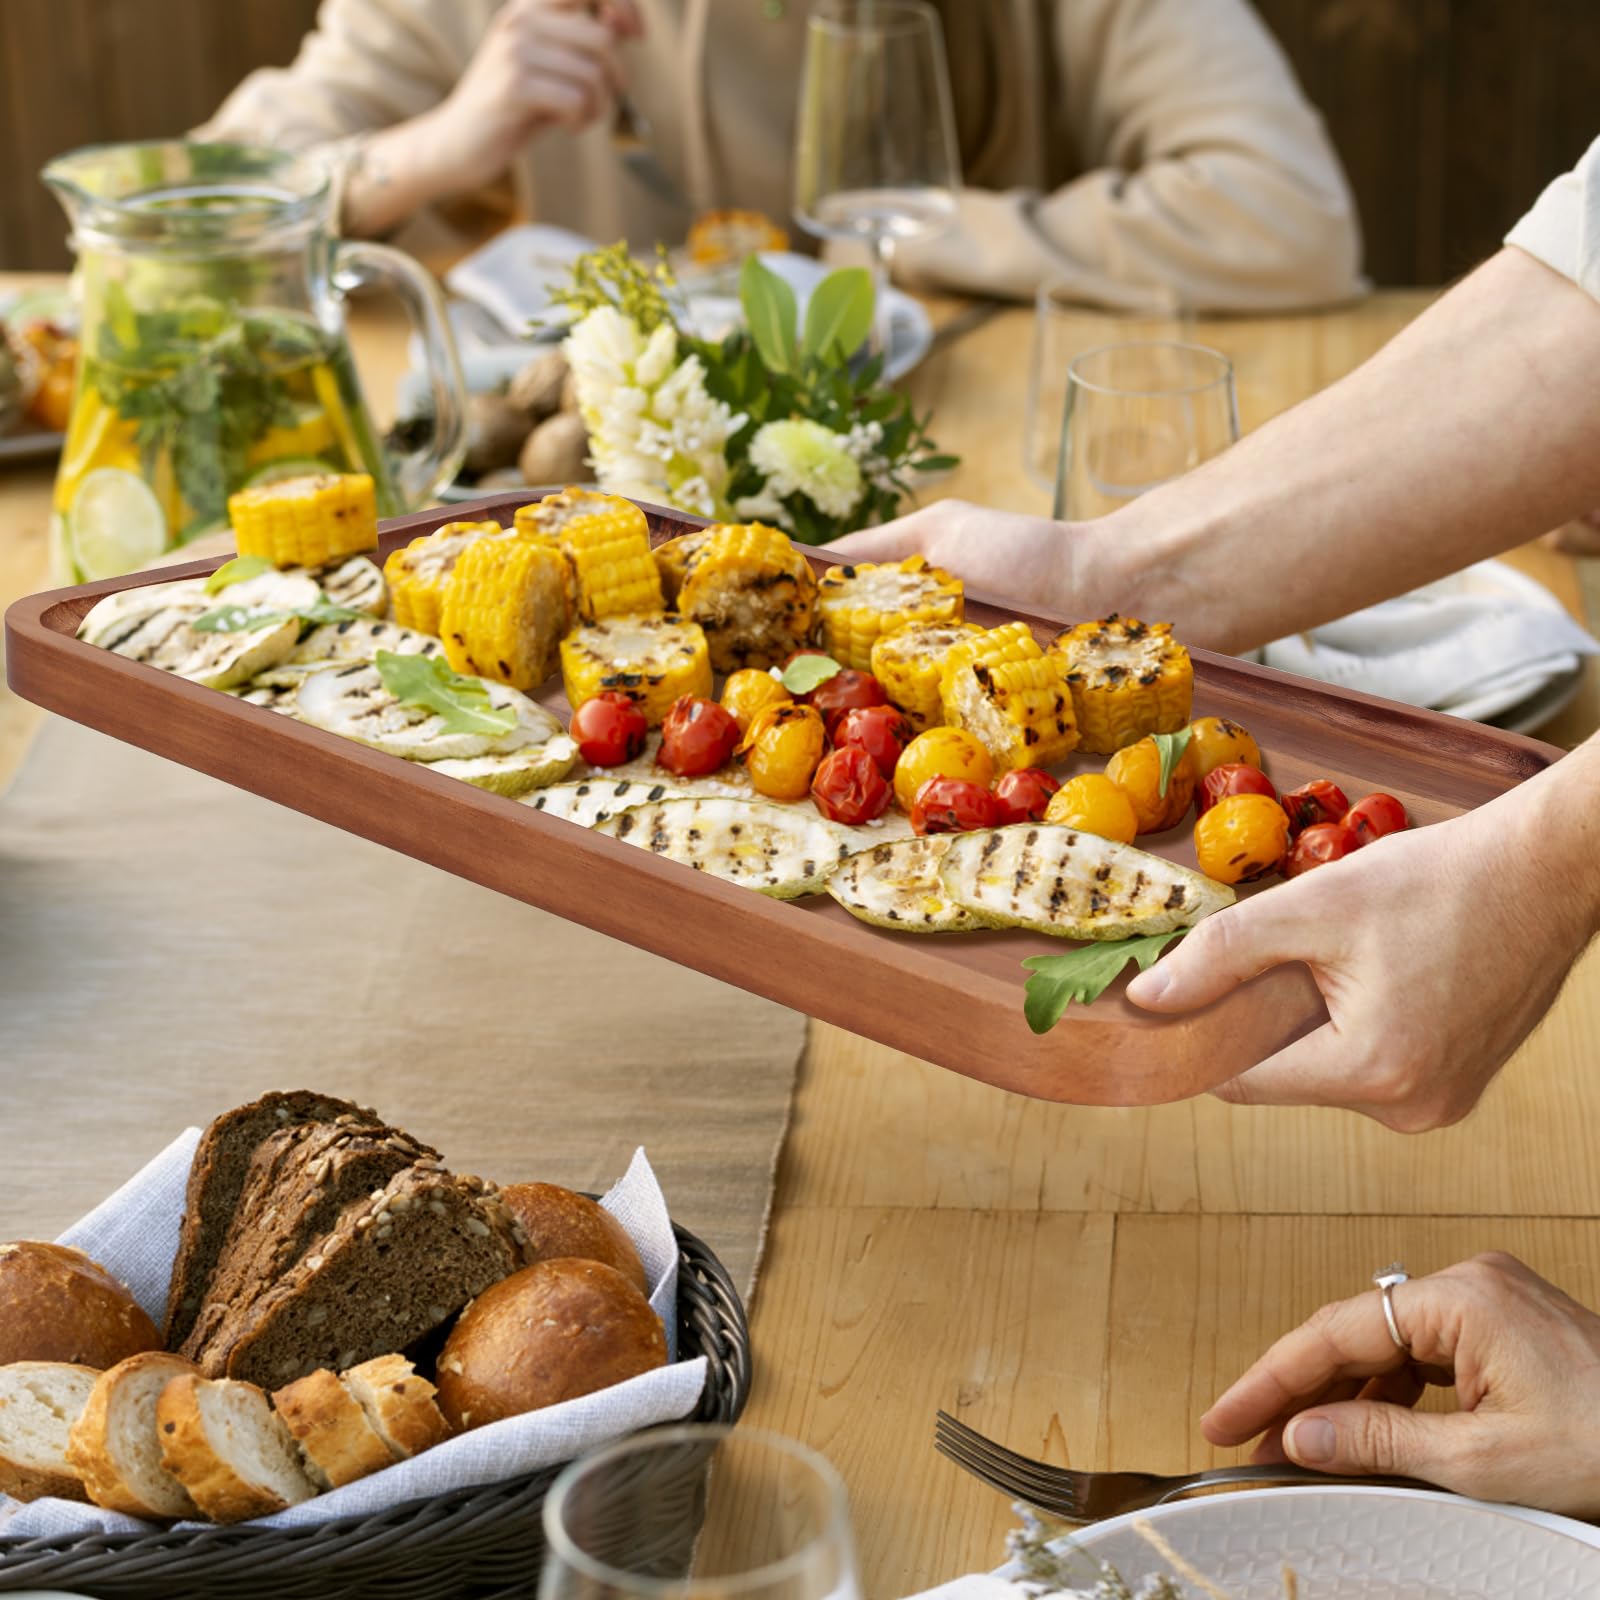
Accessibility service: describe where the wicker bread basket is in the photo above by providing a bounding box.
[0,1220,749,1600]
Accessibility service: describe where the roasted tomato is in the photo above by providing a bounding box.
[659,695,740,777]
[569,691,649,767]
[993,768,1062,825]
[1197,761,1277,817]
[806,668,888,734]
[1281,778,1350,836]
[1284,820,1362,877]
[1344,792,1410,845]
[1194,792,1291,884]
[741,702,826,800]
[1104,735,1197,833]
[811,745,891,825]
[911,776,1000,836]
[1187,716,1262,780]
[892,727,995,812]
[1044,773,1139,844]
[833,703,913,778]
[721,668,791,735]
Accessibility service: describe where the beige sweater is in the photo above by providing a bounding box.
[200,0,1365,312]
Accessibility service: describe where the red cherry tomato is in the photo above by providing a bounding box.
[833,704,913,778]
[1284,820,1362,877]
[1281,778,1350,837]
[805,668,888,734]
[1344,792,1410,845]
[1196,762,1277,817]
[659,696,740,777]
[568,691,649,767]
[992,767,1062,825]
[810,745,892,825]
[911,776,1000,836]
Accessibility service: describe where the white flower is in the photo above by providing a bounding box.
[732,482,795,531]
[748,419,863,518]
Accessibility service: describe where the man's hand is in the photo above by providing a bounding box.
[1203,1253,1600,1516]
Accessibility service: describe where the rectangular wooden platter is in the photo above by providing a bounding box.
[5,492,1564,1106]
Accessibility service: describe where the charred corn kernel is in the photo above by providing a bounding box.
[938,621,1078,773]
[1187,715,1262,779]
[891,726,994,813]
[653,530,709,605]
[560,613,712,725]
[228,472,376,568]
[740,703,826,801]
[1047,616,1192,756]
[384,521,507,638]
[439,536,567,690]
[1194,792,1289,884]
[515,488,661,623]
[721,668,792,735]
[869,620,983,732]
[673,522,817,672]
[1104,735,1198,834]
[814,556,964,672]
[1044,774,1139,845]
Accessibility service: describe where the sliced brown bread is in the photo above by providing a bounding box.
[214,1169,524,1387]
[340,1354,449,1460]
[271,1367,395,1490]
[156,1374,317,1522]
[65,1352,200,1518]
[164,1091,385,1349]
[0,1361,97,1502]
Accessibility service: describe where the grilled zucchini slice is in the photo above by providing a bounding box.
[315,554,387,617]
[84,604,301,690]
[939,823,1234,940]
[288,617,443,665]
[425,739,578,796]
[227,668,309,715]
[826,836,981,932]
[523,777,702,827]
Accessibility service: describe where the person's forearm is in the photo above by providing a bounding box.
[342,111,460,239]
[1085,248,1600,652]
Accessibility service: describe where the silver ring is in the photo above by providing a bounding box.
[1373,1262,1411,1355]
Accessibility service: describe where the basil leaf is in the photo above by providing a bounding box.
[801,267,874,365]
[780,654,842,695]
[191,605,294,634]
[740,255,797,376]
[1152,727,1194,798]
[1021,931,1187,1035]
[204,555,276,594]
[300,598,364,626]
[374,649,520,738]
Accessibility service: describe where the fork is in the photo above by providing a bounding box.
[589,3,690,210]
[935,1411,1432,1523]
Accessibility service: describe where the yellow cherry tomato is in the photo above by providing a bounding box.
[1187,716,1262,780]
[740,702,826,800]
[892,726,995,812]
[1194,792,1290,884]
[721,668,791,735]
[1104,736,1197,834]
[1044,773,1139,845]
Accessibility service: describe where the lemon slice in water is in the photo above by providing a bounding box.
[67,468,168,581]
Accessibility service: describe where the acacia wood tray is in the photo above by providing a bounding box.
[6,492,1565,1106]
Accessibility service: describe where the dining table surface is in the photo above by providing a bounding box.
[4,269,1600,1595]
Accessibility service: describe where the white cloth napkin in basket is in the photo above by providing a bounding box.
[0,1141,707,1538]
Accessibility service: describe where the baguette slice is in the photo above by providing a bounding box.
[157,1374,317,1522]
[271,1368,394,1490]
[66,1352,200,1518]
[340,1354,449,1460]
[0,1361,96,1502]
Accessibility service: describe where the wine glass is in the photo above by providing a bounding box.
[792,0,962,354]
[540,1425,860,1600]
[1054,341,1239,520]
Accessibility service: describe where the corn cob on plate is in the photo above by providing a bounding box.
[228,472,378,568]
[815,556,964,672]
[1048,616,1193,755]
[939,621,1079,772]
[534,491,662,624]
[671,522,817,672]
[653,529,711,605]
[384,521,507,636]
[560,613,713,724]
[440,534,568,690]
[826,836,982,932]
[870,619,984,731]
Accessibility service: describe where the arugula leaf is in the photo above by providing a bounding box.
[1152,728,1195,798]
[801,268,874,364]
[1021,931,1187,1035]
[780,654,842,694]
[374,650,519,738]
[204,555,276,594]
[192,596,360,633]
[740,256,797,376]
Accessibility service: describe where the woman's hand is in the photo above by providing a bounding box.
[1203,1253,1600,1516]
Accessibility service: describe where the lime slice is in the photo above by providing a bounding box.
[240,456,333,490]
[67,468,169,580]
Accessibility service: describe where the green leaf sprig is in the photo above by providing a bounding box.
[374,649,519,739]
[1021,931,1187,1035]
[780,654,842,694]
[192,596,361,633]
[204,555,275,594]
[1151,728,1194,798]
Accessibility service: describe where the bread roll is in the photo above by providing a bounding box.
[435,1259,667,1431]
[66,1351,200,1518]
[0,1241,159,1368]
[499,1184,648,1294]
[0,1360,97,1502]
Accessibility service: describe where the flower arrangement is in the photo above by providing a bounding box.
[553,245,955,542]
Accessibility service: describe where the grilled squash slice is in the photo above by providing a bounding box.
[524,777,702,828]
[1047,616,1192,755]
[425,743,578,797]
[826,836,981,932]
[288,618,443,666]
[315,554,387,618]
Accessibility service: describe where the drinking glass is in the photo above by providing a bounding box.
[792,0,961,352]
[541,1425,860,1600]
[1054,341,1239,520]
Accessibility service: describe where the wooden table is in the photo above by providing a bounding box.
[6,281,1600,1596]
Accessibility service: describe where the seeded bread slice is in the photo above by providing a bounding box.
[0,1361,96,1502]
[271,1367,395,1490]
[340,1354,449,1460]
[156,1374,317,1522]
[65,1352,200,1518]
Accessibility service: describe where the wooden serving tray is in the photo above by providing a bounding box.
[6,493,1564,1106]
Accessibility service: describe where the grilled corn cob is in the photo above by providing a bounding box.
[560,613,713,724]
[654,530,711,604]
[672,523,817,672]
[869,619,983,731]
[814,556,963,671]
[515,489,661,623]
[1047,615,1193,755]
[228,473,377,568]
[938,621,1078,772]
[439,536,568,690]
[384,521,508,637]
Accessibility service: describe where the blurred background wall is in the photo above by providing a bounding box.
[1,0,1596,284]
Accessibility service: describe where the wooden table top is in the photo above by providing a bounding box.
[4,277,1600,1596]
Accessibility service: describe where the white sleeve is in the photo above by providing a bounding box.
[1505,136,1600,300]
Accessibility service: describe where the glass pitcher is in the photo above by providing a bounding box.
[43,140,467,581]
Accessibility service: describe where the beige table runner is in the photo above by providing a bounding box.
[0,719,805,1297]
